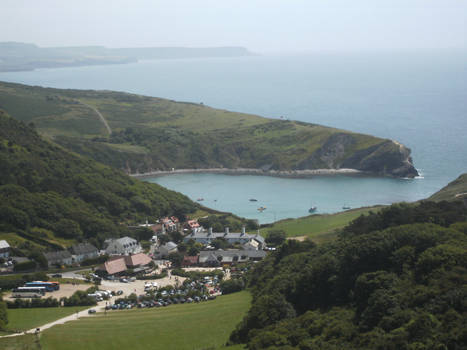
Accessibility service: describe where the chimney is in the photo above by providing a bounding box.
[208,227,213,235]
[241,226,246,235]
[192,228,197,235]
[225,227,229,235]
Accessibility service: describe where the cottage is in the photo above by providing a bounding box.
[198,249,266,266]
[185,220,202,233]
[105,236,141,255]
[97,256,127,276]
[71,243,99,263]
[44,250,73,267]
[0,240,10,258]
[184,227,265,249]
[97,253,153,276]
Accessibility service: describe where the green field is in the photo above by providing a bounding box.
[5,306,88,332]
[261,206,383,241]
[39,292,250,350]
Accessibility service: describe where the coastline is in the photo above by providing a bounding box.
[130,167,364,179]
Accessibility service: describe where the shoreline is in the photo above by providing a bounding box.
[130,167,365,179]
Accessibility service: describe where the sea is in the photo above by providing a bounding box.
[0,50,466,224]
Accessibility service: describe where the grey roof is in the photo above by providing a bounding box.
[199,249,266,262]
[0,240,10,249]
[185,231,265,242]
[71,243,98,255]
[163,241,178,250]
[44,250,72,261]
[116,236,138,246]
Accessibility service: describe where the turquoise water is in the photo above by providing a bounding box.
[0,50,466,223]
[147,174,422,224]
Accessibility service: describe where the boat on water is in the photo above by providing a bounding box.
[308,206,317,213]
[342,205,351,210]
[257,206,267,212]
[197,198,204,201]
[249,198,258,202]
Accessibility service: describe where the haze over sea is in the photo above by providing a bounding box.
[1,50,466,223]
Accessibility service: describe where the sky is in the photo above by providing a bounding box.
[1,0,466,53]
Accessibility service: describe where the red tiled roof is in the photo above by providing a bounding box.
[124,253,152,267]
[187,220,200,228]
[182,255,199,266]
[104,257,127,275]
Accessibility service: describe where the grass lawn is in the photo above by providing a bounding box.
[0,334,40,350]
[6,306,89,332]
[261,206,383,240]
[40,291,251,350]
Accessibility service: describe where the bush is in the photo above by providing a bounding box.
[62,290,96,307]
[6,297,59,309]
[220,278,245,294]
[13,260,37,272]
[80,255,108,266]
[137,270,168,280]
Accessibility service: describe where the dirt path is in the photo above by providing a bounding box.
[78,100,112,135]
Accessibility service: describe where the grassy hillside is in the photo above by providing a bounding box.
[0,110,197,252]
[39,292,251,350]
[0,81,418,178]
[429,173,467,202]
[260,206,383,241]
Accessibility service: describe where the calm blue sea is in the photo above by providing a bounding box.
[1,50,466,223]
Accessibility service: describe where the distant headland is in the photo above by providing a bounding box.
[0,42,255,72]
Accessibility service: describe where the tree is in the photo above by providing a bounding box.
[266,230,286,246]
[168,252,184,268]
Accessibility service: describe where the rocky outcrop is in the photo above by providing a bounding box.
[298,135,418,178]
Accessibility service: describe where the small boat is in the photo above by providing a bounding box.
[257,206,267,212]
[308,206,317,213]
[249,198,258,202]
[342,205,351,210]
[197,198,204,201]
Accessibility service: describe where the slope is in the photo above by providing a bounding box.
[0,81,418,178]
[429,173,467,202]
[0,110,197,251]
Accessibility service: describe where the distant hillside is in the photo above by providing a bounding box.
[0,110,197,251]
[0,81,418,178]
[0,42,254,72]
[429,173,467,202]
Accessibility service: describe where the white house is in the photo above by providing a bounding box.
[0,240,10,258]
[105,237,141,256]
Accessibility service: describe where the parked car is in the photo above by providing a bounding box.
[88,309,96,314]
[51,273,62,278]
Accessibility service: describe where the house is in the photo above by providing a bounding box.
[182,255,199,267]
[105,236,141,255]
[161,217,178,232]
[0,240,10,258]
[97,253,153,276]
[70,243,99,263]
[155,241,178,258]
[185,220,202,233]
[184,227,265,249]
[198,249,266,266]
[97,256,127,276]
[124,253,153,271]
[44,250,73,267]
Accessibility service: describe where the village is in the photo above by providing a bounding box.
[0,216,267,307]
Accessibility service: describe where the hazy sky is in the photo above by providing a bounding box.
[1,0,466,53]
